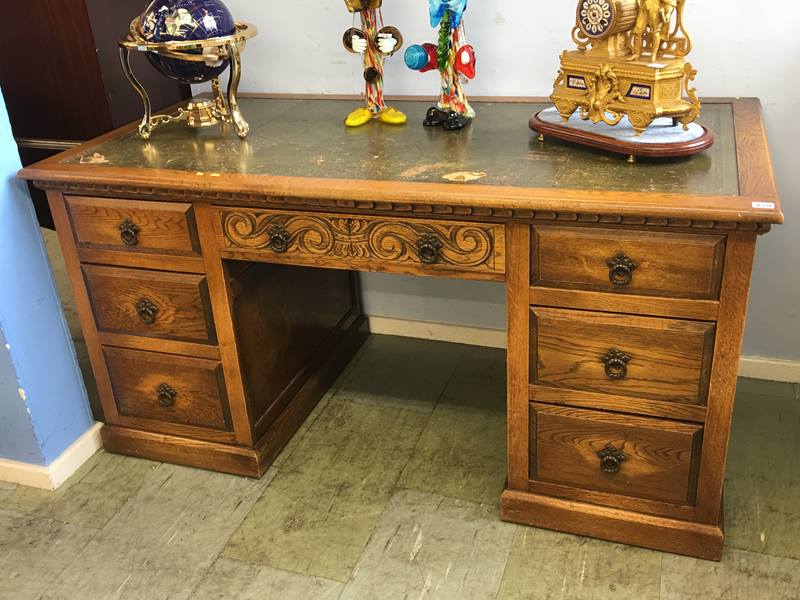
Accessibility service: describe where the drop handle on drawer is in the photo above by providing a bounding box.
[607,252,638,286]
[602,348,631,380]
[597,445,627,474]
[135,298,159,325]
[267,224,290,254]
[417,234,443,265]
[156,383,177,408]
[119,219,141,247]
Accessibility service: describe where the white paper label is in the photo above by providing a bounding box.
[752,202,776,209]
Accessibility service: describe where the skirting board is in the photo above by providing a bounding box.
[367,317,800,383]
[0,422,103,490]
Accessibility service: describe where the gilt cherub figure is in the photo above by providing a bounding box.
[404,0,476,130]
[342,0,407,127]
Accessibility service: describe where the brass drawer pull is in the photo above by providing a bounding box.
[156,383,177,408]
[268,224,290,254]
[417,234,443,265]
[135,298,159,325]
[602,348,631,380]
[119,219,141,247]
[597,445,626,474]
[607,252,638,286]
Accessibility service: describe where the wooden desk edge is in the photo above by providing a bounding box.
[18,97,783,228]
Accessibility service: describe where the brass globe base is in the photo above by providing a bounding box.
[119,22,256,140]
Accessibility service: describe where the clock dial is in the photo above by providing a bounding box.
[578,0,614,38]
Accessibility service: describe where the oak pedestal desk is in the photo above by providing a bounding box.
[21,97,782,561]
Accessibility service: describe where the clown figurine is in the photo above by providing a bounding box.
[404,0,476,130]
[342,0,407,127]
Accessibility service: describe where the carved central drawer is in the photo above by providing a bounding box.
[530,403,703,506]
[213,208,506,280]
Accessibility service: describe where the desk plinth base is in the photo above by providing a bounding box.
[101,315,368,478]
[500,489,724,561]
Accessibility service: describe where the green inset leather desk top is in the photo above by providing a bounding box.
[62,98,739,196]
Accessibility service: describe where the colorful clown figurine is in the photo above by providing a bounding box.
[342,0,407,127]
[404,0,476,130]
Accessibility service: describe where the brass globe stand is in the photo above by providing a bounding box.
[119,21,257,140]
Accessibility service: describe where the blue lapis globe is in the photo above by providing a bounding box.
[138,0,236,84]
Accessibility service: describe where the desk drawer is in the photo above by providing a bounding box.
[214,208,506,280]
[532,226,725,300]
[66,196,200,256]
[104,347,231,432]
[84,265,216,345]
[531,308,715,405]
[530,403,703,505]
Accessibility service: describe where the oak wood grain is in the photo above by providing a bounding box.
[104,346,231,433]
[97,332,221,361]
[530,385,707,423]
[695,232,758,524]
[214,208,506,281]
[526,478,695,521]
[66,195,200,256]
[506,223,531,490]
[194,202,254,447]
[529,287,719,322]
[76,248,206,274]
[47,190,120,424]
[101,425,261,477]
[228,261,360,439]
[500,489,723,561]
[530,403,703,505]
[531,307,716,405]
[532,226,726,300]
[83,264,216,345]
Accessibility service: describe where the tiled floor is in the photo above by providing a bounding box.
[0,232,798,599]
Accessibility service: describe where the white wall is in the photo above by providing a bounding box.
[220,0,800,361]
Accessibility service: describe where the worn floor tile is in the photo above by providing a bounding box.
[660,547,800,600]
[224,399,429,582]
[191,558,343,600]
[341,489,516,600]
[332,335,464,413]
[735,377,799,400]
[271,389,335,469]
[399,347,507,505]
[435,346,507,415]
[0,481,15,503]
[725,392,800,560]
[0,509,97,600]
[103,462,273,551]
[40,464,272,600]
[497,527,662,600]
[0,451,157,529]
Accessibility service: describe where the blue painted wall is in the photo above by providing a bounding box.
[0,88,93,466]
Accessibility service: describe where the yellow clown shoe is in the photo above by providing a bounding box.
[344,107,373,127]
[377,107,407,125]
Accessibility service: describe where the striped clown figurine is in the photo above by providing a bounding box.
[342,0,407,127]
[404,0,476,130]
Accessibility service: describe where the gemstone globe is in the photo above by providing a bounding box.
[138,0,236,83]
